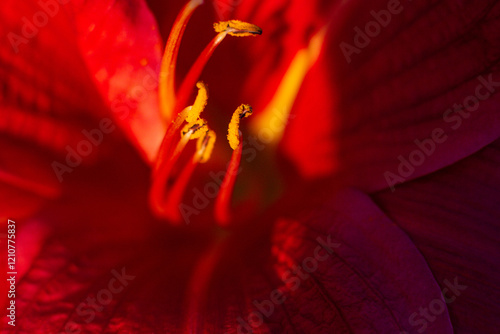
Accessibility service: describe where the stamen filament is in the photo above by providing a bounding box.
[154,106,191,172]
[159,0,204,121]
[152,0,263,225]
[150,129,193,216]
[174,21,261,117]
[154,82,207,170]
[215,138,242,226]
[154,130,215,223]
[174,32,227,117]
[162,154,200,223]
[215,104,253,226]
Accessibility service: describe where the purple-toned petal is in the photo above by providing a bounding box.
[2,176,452,333]
[373,138,500,333]
[284,0,500,189]
[193,188,452,333]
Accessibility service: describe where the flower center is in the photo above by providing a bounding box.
[149,0,262,227]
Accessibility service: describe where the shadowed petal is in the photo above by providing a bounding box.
[284,0,500,189]
[1,174,452,333]
[0,145,204,333]
[373,138,500,333]
[194,189,452,333]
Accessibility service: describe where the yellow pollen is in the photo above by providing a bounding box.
[186,82,208,123]
[181,119,208,139]
[213,20,262,37]
[196,130,216,163]
[227,104,253,150]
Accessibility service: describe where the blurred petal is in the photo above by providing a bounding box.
[73,0,165,162]
[0,145,200,332]
[279,36,339,177]
[2,178,452,333]
[234,0,334,114]
[0,138,61,217]
[373,138,500,333]
[285,0,500,188]
[0,0,121,214]
[196,189,452,333]
[0,0,109,137]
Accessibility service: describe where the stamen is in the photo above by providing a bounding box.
[174,33,226,116]
[154,82,207,170]
[181,119,208,140]
[174,21,262,118]
[161,154,199,222]
[227,104,253,150]
[159,0,204,121]
[196,129,216,163]
[213,20,263,37]
[186,82,208,124]
[215,104,253,226]
[150,128,194,216]
[154,106,191,172]
[161,130,216,222]
[152,0,263,224]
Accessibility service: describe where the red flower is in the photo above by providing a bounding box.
[1,0,499,333]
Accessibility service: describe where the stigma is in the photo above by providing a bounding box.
[149,0,262,226]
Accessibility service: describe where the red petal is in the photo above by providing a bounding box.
[0,139,61,218]
[72,0,166,162]
[285,0,500,188]
[233,0,335,114]
[2,154,452,334]
[1,0,110,150]
[190,189,452,333]
[373,138,500,333]
[0,0,122,213]
[0,148,197,332]
[280,38,340,178]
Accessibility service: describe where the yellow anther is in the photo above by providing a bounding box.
[186,82,208,124]
[227,104,253,150]
[213,20,262,37]
[196,130,216,163]
[181,119,208,139]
